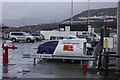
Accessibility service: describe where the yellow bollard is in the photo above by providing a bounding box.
[104,38,108,48]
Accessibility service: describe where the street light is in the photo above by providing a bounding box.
[87,0,92,34]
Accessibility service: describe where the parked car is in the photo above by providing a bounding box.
[77,32,100,42]
[37,40,59,54]
[31,33,42,41]
[8,32,35,43]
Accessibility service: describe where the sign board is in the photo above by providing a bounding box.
[65,26,70,31]
[63,45,74,51]
[30,54,52,59]
[104,37,113,48]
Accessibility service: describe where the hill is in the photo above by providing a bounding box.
[62,7,117,32]
[63,7,117,21]
[5,7,117,33]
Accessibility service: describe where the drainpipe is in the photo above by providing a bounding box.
[116,1,120,71]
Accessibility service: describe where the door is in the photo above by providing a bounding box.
[16,33,26,41]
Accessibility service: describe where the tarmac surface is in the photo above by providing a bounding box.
[0,39,120,80]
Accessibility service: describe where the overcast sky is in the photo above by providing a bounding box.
[1,2,118,26]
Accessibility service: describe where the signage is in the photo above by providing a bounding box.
[63,45,74,51]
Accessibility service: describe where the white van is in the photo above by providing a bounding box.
[77,32,100,41]
[49,34,79,40]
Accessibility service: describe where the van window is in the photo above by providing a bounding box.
[50,36,57,40]
[82,33,87,35]
[59,37,64,39]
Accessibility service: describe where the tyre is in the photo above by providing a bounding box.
[11,38,16,43]
[36,38,39,41]
[26,38,31,43]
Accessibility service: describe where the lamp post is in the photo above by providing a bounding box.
[71,0,73,25]
[23,17,25,27]
[87,0,92,34]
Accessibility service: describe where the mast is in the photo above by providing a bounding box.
[71,0,73,24]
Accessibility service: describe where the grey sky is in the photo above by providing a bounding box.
[1,2,117,26]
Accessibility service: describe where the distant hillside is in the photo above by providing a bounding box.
[62,7,117,32]
[17,22,60,32]
[64,7,117,21]
[0,23,9,28]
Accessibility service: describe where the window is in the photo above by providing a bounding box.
[11,33,23,36]
[82,32,88,36]
[59,37,64,39]
[49,41,58,47]
[32,34,40,36]
[68,37,74,39]
[50,36,58,40]
[90,33,96,37]
[44,41,58,47]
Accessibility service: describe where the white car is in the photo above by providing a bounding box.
[31,33,42,41]
[8,32,35,43]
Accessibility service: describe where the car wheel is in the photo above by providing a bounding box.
[41,51,47,54]
[26,38,31,43]
[36,38,39,41]
[12,38,16,43]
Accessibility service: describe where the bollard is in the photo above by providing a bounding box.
[82,64,88,74]
[3,46,8,65]
[33,58,36,65]
[1,43,17,65]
